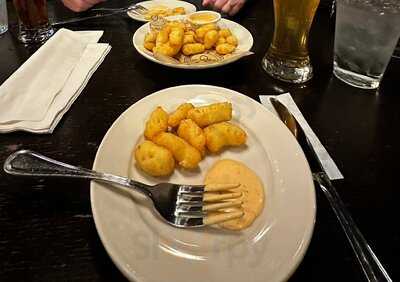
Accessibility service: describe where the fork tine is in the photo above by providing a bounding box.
[178,185,204,193]
[203,192,242,202]
[179,201,203,208]
[136,4,148,10]
[203,211,244,226]
[127,4,148,15]
[179,193,203,202]
[176,211,206,218]
[205,183,240,192]
[203,200,242,211]
[129,10,141,16]
[177,200,203,206]
[177,203,203,211]
[134,4,149,13]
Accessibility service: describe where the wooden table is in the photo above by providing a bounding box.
[1,0,399,281]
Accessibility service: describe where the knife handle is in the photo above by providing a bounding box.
[314,172,392,282]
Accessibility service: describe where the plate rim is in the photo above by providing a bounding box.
[91,84,316,282]
[132,17,254,69]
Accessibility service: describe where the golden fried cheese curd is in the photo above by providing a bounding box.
[153,132,202,169]
[187,102,232,127]
[204,122,247,153]
[135,140,175,176]
[215,43,236,55]
[168,103,195,127]
[182,43,205,56]
[144,106,169,140]
[177,119,206,155]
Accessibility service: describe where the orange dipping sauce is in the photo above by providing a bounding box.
[189,11,220,25]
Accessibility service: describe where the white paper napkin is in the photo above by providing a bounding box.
[259,93,344,180]
[0,28,111,133]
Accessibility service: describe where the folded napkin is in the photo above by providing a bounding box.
[0,28,111,133]
[259,93,343,180]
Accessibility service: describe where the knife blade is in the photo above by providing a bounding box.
[270,97,391,282]
[270,98,323,174]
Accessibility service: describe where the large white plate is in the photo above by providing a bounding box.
[132,15,254,69]
[91,85,316,282]
[127,0,197,22]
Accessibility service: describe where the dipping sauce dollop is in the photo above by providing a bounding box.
[205,159,264,230]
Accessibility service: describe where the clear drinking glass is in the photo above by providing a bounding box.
[392,40,400,59]
[0,0,8,35]
[333,0,400,89]
[13,0,54,44]
[262,0,321,83]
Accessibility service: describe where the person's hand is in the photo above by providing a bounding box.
[61,0,105,12]
[202,0,246,16]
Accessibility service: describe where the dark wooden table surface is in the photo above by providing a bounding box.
[1,0,399,281]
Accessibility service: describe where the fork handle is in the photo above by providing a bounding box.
[314,172,392,282]
[3,150,147,192]
[51,9,135,27]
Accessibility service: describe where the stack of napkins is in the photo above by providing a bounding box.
[0,28,111,133]
[259,93,343,180]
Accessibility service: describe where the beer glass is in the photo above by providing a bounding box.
[13,0,54,44]
[262,0,320,83]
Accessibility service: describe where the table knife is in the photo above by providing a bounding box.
[270,98,391,282]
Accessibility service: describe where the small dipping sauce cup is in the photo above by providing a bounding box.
[188,11,221,26]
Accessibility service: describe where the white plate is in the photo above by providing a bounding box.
[91,85,316,282]
[132,15,254,69]
[127,0,197,22]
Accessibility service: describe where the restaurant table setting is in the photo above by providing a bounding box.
[0,0,399,281]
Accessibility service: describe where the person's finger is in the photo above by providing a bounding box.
[61,0,89,12]
[221,1,233,14]
[214,0,228,10]
[62,0,105,12]
[229,1,244,16]
[202,0,214,6]
[84,0,105,5]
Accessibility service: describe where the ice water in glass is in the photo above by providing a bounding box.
[334,0,400,89]
[0,0,8,35]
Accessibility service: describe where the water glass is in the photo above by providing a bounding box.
[334,0,400,89]
[393,40,400,59]
[0,0,8,35]
[13,0,54,44]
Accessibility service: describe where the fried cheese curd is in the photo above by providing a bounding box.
[204,122,247,153]
[135,140,175,176]
[187,102,232,127]
[143,20,238,58]
[153,132,202,169]
[135,102,246,176]
[144,106,169,140]
[168,103,194,127]
[177,119,206,156]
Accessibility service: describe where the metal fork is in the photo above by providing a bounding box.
[52,4,148,27]
[3,150,243,228]
[91,4,148,14]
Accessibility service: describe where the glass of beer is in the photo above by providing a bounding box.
[262,0,320,83]
[13,0,54,44]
